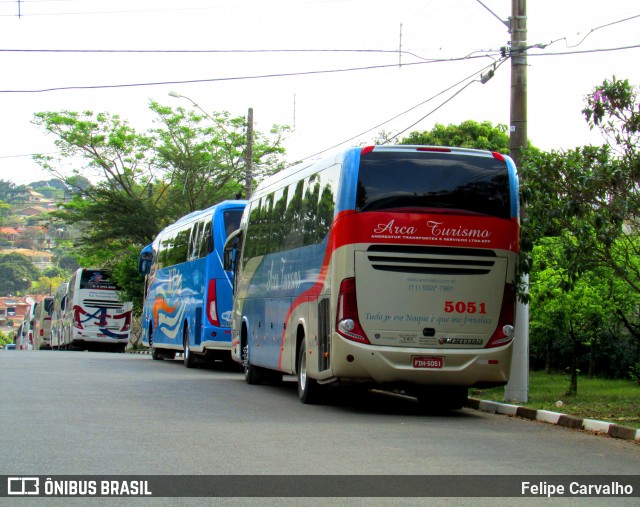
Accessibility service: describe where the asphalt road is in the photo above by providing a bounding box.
[1,350,638,506]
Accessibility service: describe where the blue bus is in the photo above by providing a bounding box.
[224,146,519,407]
[139,200,246,367]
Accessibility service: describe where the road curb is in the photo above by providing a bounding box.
[466,397,640,443]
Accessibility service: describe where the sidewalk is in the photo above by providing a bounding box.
[466,397,640,443]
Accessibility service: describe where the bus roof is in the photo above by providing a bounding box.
[159,199,247,234]
[249,145,516,202]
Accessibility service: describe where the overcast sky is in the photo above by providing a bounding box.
[1,0,639,186]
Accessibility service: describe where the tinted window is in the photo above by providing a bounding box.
[244,164,339,262]
[356,151,511,219]
[223,210,243,238]
[80,270,118,290]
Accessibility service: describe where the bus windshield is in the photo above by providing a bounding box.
[356,150,511,219]
[80,270,119,291]
[223,209,243,237]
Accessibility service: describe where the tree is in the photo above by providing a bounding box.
[150,101,290,214]
[32,102,290,315]
[0,180,27,204]
[528,237,625,393]
[400,120,511,153]
[32,275,66,296]
[0,253,39,295]
[0,199,10,226]
[521,77,640,392]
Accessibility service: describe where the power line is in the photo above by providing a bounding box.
[0,151,57,159]
[0,54,499,93]
[0,0,352,17]
[0,47,449,56]
[291,59,506,163]
[562,13,640,49]
[529,43,640,57]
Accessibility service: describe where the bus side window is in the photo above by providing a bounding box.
[188,221,203,261]
[159,234,173,269]
[223,229,242,272]
[173,227,190,265]
[202,220,213,256]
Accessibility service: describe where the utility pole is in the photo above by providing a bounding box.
[509,0,527,167]
[505,0,529,403]
[245,108,254,200]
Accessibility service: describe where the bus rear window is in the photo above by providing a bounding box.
[356,151,511,219]
[80,270,118,290]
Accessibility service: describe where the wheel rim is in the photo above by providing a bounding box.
[299,349,307,392]
[242,345,250,377]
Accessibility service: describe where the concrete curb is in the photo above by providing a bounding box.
[466,397,640,443]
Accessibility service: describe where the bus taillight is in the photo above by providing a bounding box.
[485,284,516,348]
[206,279,220,326]
[336,278,370,344]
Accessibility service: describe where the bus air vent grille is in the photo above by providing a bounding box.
[82,299,125,309]
[366,245,495,275]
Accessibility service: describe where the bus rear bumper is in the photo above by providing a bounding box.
[195,340,232,352]
[326,337,513,388]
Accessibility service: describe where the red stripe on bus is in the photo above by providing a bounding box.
[277,211,519,368]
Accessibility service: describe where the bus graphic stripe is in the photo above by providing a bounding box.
[276,210,518,368]
[331,212,519,252]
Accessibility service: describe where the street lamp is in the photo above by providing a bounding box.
[168,91,253,199]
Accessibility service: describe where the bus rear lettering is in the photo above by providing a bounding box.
[444,301,487,314]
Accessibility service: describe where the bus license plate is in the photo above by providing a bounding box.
[413,356,443,369]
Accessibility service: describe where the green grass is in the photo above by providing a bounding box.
[470,371,640,429]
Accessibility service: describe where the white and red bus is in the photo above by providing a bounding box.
[60,268,133,352]
[32,296,54,350]
[225,145,520,408]
[50,282,68,349]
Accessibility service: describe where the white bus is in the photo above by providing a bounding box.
[16,302,35,350]
[50,282,68,349]
[225,145,520,408]
[60,268,133,352]
[32,296,54,350]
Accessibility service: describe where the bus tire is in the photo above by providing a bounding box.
[297,340,322,404]
[243,344,263,385]
[183,326,195,368]
[150,329,163,360]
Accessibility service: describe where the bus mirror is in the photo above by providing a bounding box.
[138,249,153,275]
[223,229,242,271]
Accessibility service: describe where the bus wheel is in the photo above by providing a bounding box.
[297,340,323,404]
[243,344,263,385]
[183,327,195,368]
[150,330,163,360]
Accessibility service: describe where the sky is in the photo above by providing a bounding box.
[1,0,639,186]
